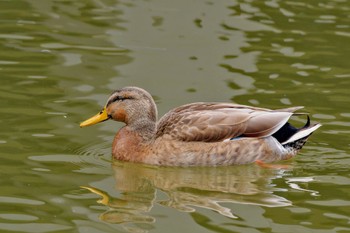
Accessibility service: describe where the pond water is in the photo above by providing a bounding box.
[0,0,349,232]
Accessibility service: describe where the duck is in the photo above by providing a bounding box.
[80,86,321,166]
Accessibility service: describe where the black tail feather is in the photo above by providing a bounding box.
[280,116,320,152]
[272,115,311,144]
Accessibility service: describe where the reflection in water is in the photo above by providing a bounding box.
[0,0,348,232]
[83,161,293,231]
[285,177,319,197]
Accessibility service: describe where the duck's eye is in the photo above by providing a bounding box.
[108,95,133,106]
[114,96,124,102]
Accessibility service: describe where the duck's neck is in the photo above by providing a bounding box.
[112,120,156,163]
[128,117,157,141]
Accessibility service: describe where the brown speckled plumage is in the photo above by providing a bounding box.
[80,87,321,166]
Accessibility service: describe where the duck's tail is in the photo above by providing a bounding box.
[280,116,321,152]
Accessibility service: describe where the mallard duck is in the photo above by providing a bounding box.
[80,87,321,166]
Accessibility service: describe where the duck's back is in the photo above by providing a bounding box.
[155,102,302,143]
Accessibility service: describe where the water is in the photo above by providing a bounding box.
[0,0,349,232]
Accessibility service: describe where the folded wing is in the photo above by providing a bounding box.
[156,102,302,142]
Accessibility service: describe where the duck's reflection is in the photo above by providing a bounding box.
[83,161,291,227]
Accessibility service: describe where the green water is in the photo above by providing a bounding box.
[0,0,349,232]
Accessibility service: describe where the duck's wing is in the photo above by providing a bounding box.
[156,102,303,142]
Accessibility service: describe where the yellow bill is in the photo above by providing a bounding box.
[80,107,109,127]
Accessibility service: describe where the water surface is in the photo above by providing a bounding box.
[0,0,349,232]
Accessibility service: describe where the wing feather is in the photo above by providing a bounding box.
[156,102,302,142]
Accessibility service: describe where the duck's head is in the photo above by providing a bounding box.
[80,86,157,127]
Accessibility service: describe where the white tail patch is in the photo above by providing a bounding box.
[281,124,321,145]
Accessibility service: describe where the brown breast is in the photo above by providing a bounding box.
[112,126,148,163]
